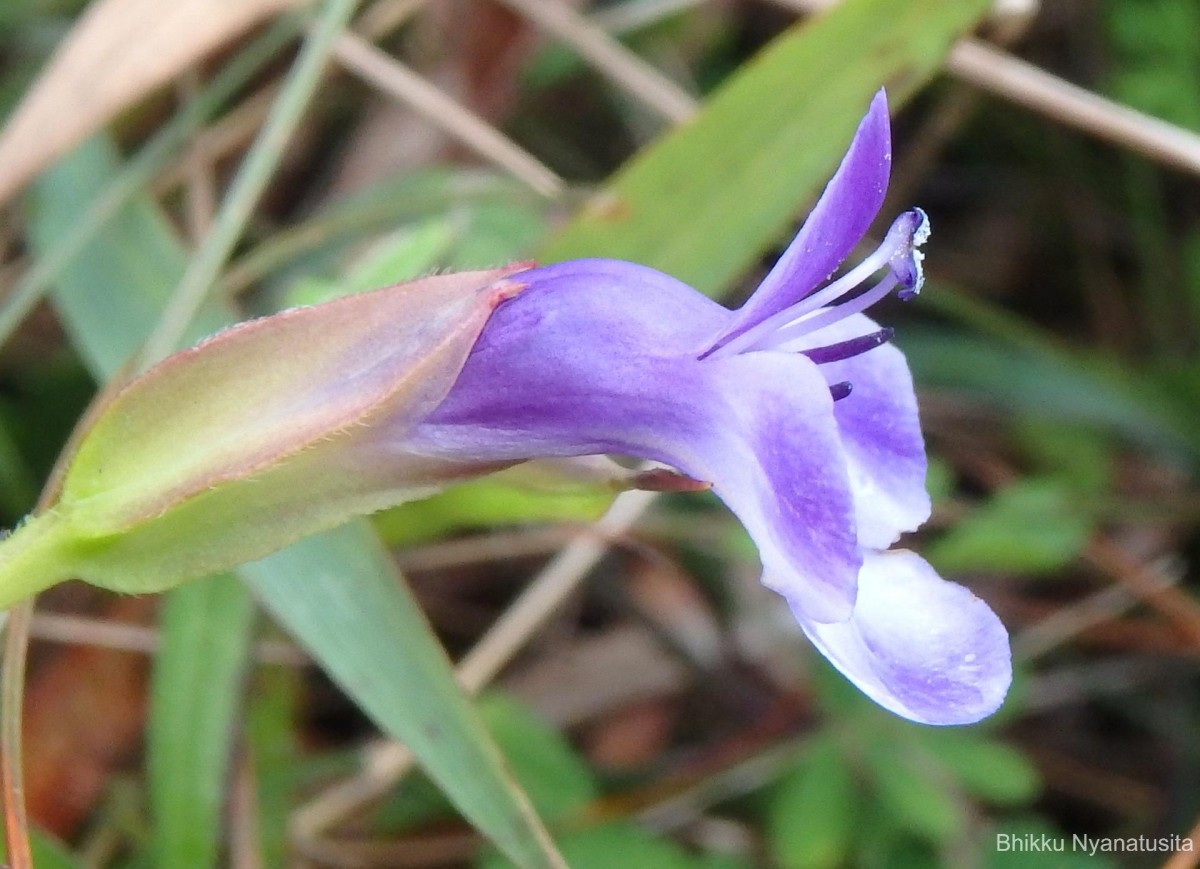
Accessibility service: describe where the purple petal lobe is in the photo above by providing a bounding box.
[795,550,1012,725]
[715,90,892,346]
[785,313,929,548]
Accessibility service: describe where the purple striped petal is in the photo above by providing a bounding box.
[683,352,861,623]
[785,313,929,548]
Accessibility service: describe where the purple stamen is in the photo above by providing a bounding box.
[803,327,895,364]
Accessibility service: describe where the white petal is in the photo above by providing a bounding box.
[795,550,1011,725]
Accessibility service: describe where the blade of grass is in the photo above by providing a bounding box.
[27,135,563,868]
[242,528,563,861]
[245,667,302,868]
[138,0,362,366]
[221,170,535,299]
[0,12,302,354]
[0,0,300,204]
[905,280,1199,459]
[540,0,993,290]
[0,832,83,869]
[148,576,256,869]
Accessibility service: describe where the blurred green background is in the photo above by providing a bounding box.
[0,0,1198,867]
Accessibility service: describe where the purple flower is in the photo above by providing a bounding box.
[400,91,1011,725]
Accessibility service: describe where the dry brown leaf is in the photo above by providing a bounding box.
[582,699,677,771]
[0,0,301,206]
[24,595,154,836]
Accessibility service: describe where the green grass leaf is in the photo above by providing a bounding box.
[374,692,599,833]
[901,324,1196,460]
[540,0,994,292]
[0,828,83,869]
[865,739,967,846]
[480,822,701,869]
[927,479,1093,575]
[920,731,1040,806]
[245,665,303,868]
[478,693,598,823]
[244,527,563,864]
[767,737,859,869]
[148,575,255,869]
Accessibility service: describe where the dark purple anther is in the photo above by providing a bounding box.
[804,328,895,365]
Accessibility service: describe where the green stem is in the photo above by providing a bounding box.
[0,514,75,613]
[138,0,363,368]
[0,506,74,867]
[1,598,33,869]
